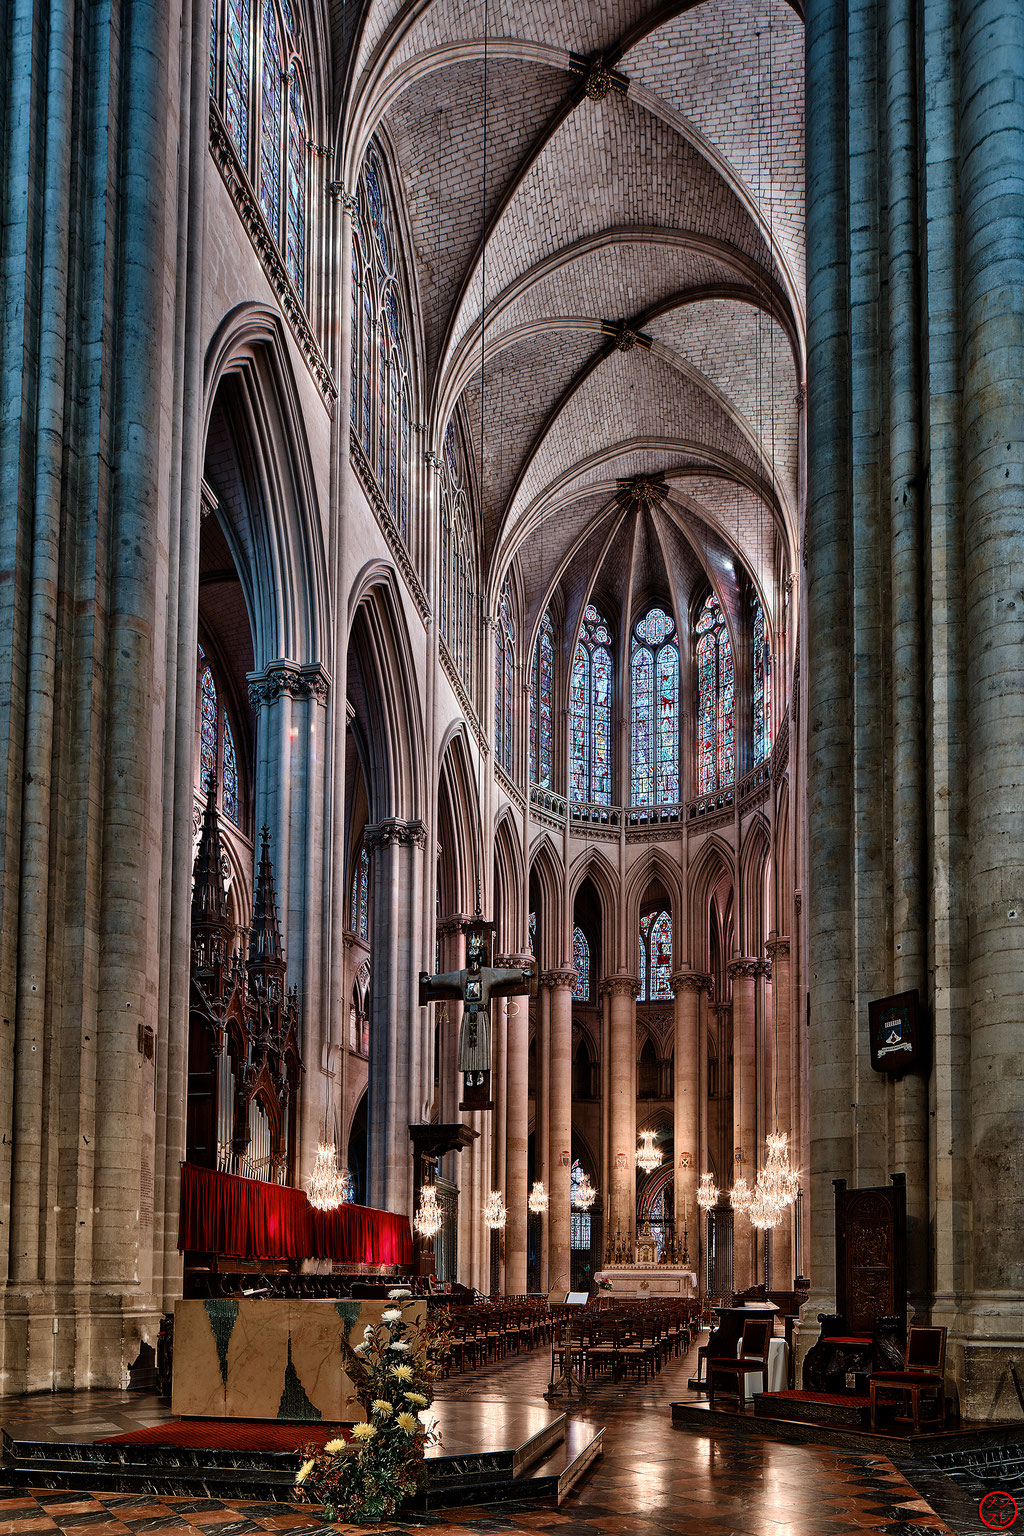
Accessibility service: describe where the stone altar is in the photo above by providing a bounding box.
[171,1298,426,1421]
[596,1266,697,1298]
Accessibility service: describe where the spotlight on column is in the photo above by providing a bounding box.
[528,1181,548,1213]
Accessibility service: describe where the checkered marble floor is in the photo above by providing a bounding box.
[1,1341,966,1536]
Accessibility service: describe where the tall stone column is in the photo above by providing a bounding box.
[544,969,576,1293]
[365,818,427,1215]
[671,971,713,1264]
[606,976,640,1258]
[537,983,550,1289]
[728,957,759,1289]
[765,936,794,1285]
[958,0,1024,1417]
[501,954,533,1295]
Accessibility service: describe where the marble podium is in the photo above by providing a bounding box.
[171,1298,425,1421]
[596,1266,697,1298]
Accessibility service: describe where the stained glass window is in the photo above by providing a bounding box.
[438,420,476,690]
[530,612,555,787]
[212,0,309,307]
[570,605,613,805]
[222,718,240,824]
[351,846,369,940]
[259,0,282,235]
[639,910,673,1001]
[285,72,306,298]
[570,1160,592,1249]
[752,596,772,765]
[350,145,413,544]
[197,648,244,827]
[572,927,590,1002]
[223,0,251,157]
[630,607,679,806]
[695,593,735,793]
[200,666,218,791]
[495,577,516,774]
[528,911,537,955]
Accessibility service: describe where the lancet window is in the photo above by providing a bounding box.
[494,577,516,775]
[639,910,672,1001]
[438,421,476,687]
[196,646,242,827]
[695,593,735,794]
[570,1159,592,1252]
[571,926,591,1002]
[631,606,679,807]
[530,612,555,787]
[350,145,413,540]
[752,596,772,764]
[210,0,311,300]
[570,605,613,805]
[350,844,369,941]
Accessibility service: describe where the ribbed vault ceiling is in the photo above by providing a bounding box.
[341,0,804,629]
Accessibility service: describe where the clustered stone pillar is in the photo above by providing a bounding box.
[365,818,427,1215]
[959,0,1024,1415]
[765,935,793,1285]
[502,955,533,1295]
[671,971,713,1266]
[606,976,639,1260]
[544,969,576,1293]
[728,956,759,1289]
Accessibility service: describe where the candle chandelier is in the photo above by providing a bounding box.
[306,1139,346,1211]
[696,1171,719,1210]
[572,1173,597,1211]
[636,1128,662,1175]
[414,1183,443,1239]
[730,1174,752,1215]
[483,1190,507,1229]
[528,1180,548,1214]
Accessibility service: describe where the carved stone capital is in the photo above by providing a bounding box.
[365,818,428,852]
[726,956,760,982]
[600,975,640,998]
[669,970,714,996]
[496,951,535,970]
[247,661,331,708]
[711,1001,732,1021]
[765,933,791,962]
[541,968,580,990]
[754,957,773,981]
[328,182,358,212]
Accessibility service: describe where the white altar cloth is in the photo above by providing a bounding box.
[735,1335,788,1398]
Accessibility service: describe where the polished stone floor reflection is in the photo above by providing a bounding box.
[1,1337,966,1536]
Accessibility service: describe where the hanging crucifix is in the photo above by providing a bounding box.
[419,916,536,1110]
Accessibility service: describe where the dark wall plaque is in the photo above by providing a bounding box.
[868,989,923,1074]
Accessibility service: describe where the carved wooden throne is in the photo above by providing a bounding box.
[802,1174,906,1394]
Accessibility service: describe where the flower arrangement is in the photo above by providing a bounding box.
[294,1289,449,1525]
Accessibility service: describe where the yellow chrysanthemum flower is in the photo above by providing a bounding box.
[403,1391,428,1407]
[351,1421,377,1441]
[323,1438,346,1453]
[295,1458,315,1484]
[396,1411,418,1434]
[389,1363,414,1380]
[372,1398,394,1417]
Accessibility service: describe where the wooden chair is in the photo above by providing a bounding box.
[708,1317,774,1407]
[869,1325,947,1433]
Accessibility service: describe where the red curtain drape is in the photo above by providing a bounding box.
[177,1162,413,1267]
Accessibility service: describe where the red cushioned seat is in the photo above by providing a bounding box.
[822,1335,871,1345]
